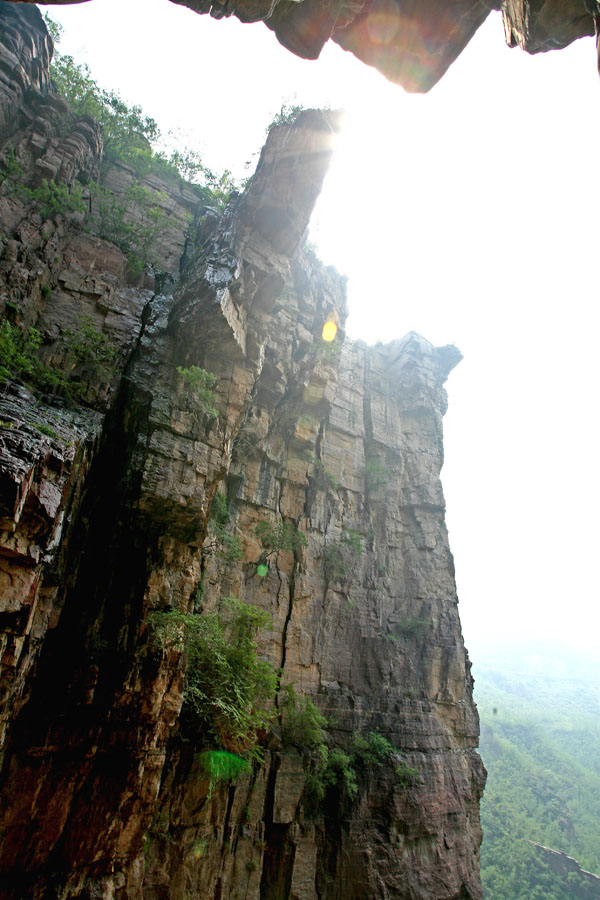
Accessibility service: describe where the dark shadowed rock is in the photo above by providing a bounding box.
[502,0,594,52]
[1,0,598,91]
[169,0,596,91]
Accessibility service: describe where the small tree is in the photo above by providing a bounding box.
[255,519,307,558]
[177,365,218,418]
[267,99,306,131]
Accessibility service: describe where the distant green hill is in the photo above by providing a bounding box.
[472,648,600,899]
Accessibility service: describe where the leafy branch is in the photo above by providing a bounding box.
[177,365,218,418]
[151,598,278,760]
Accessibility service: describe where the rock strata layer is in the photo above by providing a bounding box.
[0,7,485,900]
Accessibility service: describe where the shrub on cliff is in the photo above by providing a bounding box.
[21,179,86,219]
[0,316,116,404]
[267,99,306,131]
[255,519,308,557]
[302,728,417,816]
[207,491,243,563]
[363,456,391,493]
[322,528,364,585]
[152,598,278,759]
[45,13,238,207]
[196,749,251,797]
[176,365,218,419]
[280,685,328,751]
[351,730,394,767]
[92,180,171,277]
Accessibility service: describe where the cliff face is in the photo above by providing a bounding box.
[0,7,485,900]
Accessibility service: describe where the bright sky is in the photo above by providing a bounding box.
[47,0,600,656]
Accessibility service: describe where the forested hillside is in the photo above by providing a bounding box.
[474,646,600,899]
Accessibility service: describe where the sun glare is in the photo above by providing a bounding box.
[321,320,338,341]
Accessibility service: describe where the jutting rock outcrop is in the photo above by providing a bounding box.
[4,0,596,92]
[173,0,597,90]
[0,6,484,899]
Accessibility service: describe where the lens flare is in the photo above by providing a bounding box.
[322,321,338,342]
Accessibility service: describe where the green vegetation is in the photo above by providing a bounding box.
[321,748,358,801]
[280,685,328,751]
[196,749,251,797]
[323,529,363,584]
[217,531,242,564]
[3,16,243,293]
[51,51,159,168]
[394,762,420,785]
[308,730,414,811]
[21,179,86,219]
[0,143,86,220]
[0,151,85,220]
[0,322,48,386]
[278,686,353,812]
[0,148,24,186]
[302,236,319,256]
[267,100,306,131]
[64,314,118,382]
[475,657,600,899]
[209,491,229,529]
[294,720,412,815]
[46,13,238,205]
[152,598,278,759]
[0,316,116,404]
[323,544,347,582]
[363,456,391,492]
[312,458,339,492]
[207,491,243,564]
[341,528,362,554]
[310,337,342,361]
[32,422,60,439]
[390,616,427,638]
[255,519,307,557]
[351,730,394,768]
[177,365,218,418]
[92,180,170,278]
[351,731,418,786]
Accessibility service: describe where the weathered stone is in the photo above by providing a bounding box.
[333,0,498,93]
[0,3,51,139]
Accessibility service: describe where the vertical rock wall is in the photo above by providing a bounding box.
[0,6,485,899]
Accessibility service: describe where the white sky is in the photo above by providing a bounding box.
[47,0,600,656]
